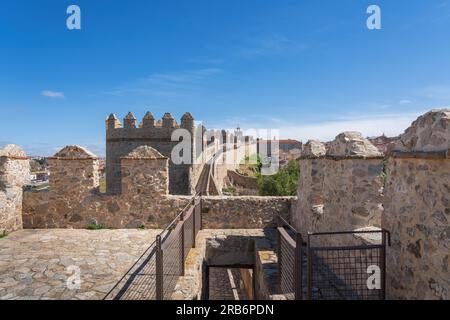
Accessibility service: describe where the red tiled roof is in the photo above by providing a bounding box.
[258,139,301,145]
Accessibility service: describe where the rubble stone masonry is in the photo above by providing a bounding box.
[22,145,291,230]
[23,145,191,229]
[383,109,450,299]
[293,133,384,245]
[7,108,450,300]
[201,196,293,229]
[0,145,30,233]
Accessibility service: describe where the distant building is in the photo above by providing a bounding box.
[257,139,302,165]
[30,171,49,182]
[35,172,49,181]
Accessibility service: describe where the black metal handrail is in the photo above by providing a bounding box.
[275,218,391,301]
[159,194,199,236]
[104,193,202,300]
[308,229,391,245]
[276,215,303,300]
[277,215,299,235]
[306,229,390,300]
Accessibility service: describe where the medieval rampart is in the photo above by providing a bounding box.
[0,145,30,233]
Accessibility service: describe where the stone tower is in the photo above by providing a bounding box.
[106,112,202,195]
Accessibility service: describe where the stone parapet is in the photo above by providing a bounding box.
[327,131,383,158]
[23,145,191,229]
[300,140,326,159]
[227,170,258,189]
[293,133,384,244]
[0,145,30,233]
[201,196,294,229]
[48,146,100,201]
[121,146,169,196]
[388,109,450,153]
[383,109,450,300]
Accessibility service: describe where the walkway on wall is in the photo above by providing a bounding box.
[104,196,202,300]
[195,164,211,195]
[104,206,391,300]
[207,267,251,300]
[195,153,221,196]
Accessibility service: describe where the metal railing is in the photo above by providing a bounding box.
[277,216,303,300]
[105,195,202,300]
[276,217,390,300]
[306,230,390,300]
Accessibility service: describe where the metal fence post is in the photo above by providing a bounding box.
[180,214,185,276]
[199,197,203,230]
[294,232,303,300]
[193,203,196,248]
[380,230,387,300]
[277,228,282,295]
[306,234,312,300]
[156,235,163,300]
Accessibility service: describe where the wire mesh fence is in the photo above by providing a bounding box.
[160,223,184,299]
[277,226,302,300]
[106,242,158,300]
[306,231,389,300]
[277,218,390,301]
[105,195,202,300]
[183,207,194,261]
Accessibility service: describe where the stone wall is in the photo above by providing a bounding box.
[202,196,294,229]
[106,112,256,196]
[383,109,450,300]
[292,133,384,245]
[0,145,30,233]
[48,146,100,202]
[213,138,257,193]
[23,145,192,229]
[23,145,292,230]
[121,146,169,196]
[227,170,258,189]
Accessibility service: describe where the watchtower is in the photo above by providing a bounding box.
[106,112,202,195]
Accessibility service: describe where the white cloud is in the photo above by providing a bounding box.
[209,111,429,142]
[278,113,423,141]
[236,34,307,59]
[399,99,412,105]
[41,90,65,99]
[104,68,222,97]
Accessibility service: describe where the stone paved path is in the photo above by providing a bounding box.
[0,229,161,300]
[209,267,247,300]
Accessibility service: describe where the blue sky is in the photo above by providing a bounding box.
[1,0,450,156]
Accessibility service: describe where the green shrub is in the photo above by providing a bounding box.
[223,186,237,196]
[87,223,104,230]
[0,231,8,239]
[257,160,299,196]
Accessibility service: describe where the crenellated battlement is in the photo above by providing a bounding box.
[106,111,205,195]
[105,111,257,195]
[106,112,196,140]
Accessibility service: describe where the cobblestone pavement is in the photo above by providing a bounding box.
[209,268,247,300]
[0,229,161,300]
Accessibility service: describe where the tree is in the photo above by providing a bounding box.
[256,159,299,196]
